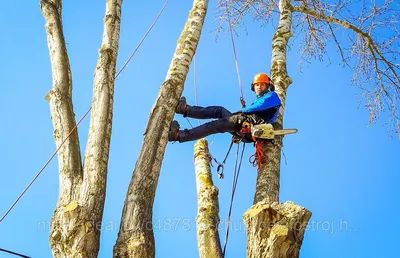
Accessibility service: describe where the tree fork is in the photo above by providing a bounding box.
[41,0,123,256]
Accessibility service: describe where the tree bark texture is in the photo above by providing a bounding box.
[193,139,223,258]
[113,1,209,257]
[41,0,123,257]
[40,0,83,206]
[243,201,311,258]
[245,0,312,257]
[254,0,293,205]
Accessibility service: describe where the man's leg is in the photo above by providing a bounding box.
[187,106,231,119]
[176,97,231,119]
[175,114,244,143]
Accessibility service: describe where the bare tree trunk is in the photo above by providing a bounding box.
[41,0,122,257]
[113,1,209,257]
[243,201,311,258]
[246,1,311,257]
[194,139,223,258]
[254,0,293,205]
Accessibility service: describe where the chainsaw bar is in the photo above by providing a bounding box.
[251,124,298,139]
[274,129,298,136]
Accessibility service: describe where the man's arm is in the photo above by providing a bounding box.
[242,91,281,113]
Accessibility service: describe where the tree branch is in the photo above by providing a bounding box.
[72,0,122,255]
[40,0,83,198]
[81,0,122,221]
[291,4,399,83]
[327,22,349,67]
[40,0,87,256]
[291,3,400,134]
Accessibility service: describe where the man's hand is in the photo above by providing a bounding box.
[240,97,246,108]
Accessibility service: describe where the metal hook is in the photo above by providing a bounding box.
[217,164,224,179]
[248,154,257,167]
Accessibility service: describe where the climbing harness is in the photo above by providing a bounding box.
[239,122,266,167]
[240,121,251,133]
[0,0,170,225]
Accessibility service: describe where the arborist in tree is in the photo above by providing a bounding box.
[168,73,281,143]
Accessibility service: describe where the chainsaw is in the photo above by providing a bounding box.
[251,123,297,140]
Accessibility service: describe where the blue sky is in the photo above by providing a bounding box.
[0,1,399,258]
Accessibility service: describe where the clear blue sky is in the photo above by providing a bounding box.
[1,1,399,258]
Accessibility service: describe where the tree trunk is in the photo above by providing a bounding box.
[254,0,293,205]
[194,139,223,258]
[41,0,122,257]
[243,201,311,258]
[113,1,209,257]
[247,1,311,257]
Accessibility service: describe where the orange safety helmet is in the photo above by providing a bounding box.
[251,73,270,91]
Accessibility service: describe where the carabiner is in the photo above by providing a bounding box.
[217,164,224,179]
[249,154,258,167]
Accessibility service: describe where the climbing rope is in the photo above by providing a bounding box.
[193,54,200,126]
[194,55,198,106]
[0,248,30,258]
[0,108,91,224]
[115,0,170,79]
[224,0,245,108]
[206,0,248,179]
[219,2,251,251]
[0,0,170,224]
[222,141,246,257]
[210,141,234,179]
[184,53,199,129]
[185,117,194,129]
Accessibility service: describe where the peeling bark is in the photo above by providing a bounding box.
[243,201,311,258]
[194,139,223,258]
[254,0,293,204]
[42,0,123,257]
[113,1,209,257]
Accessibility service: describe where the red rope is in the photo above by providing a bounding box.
[0,0,170,224]
[249,141,265,167]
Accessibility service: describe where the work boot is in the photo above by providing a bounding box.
[175,96,189,116]
[168,120,180,142]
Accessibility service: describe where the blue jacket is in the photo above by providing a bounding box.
[241,90,281,124]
